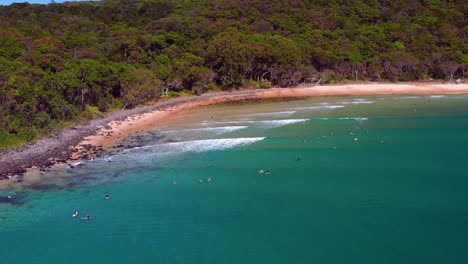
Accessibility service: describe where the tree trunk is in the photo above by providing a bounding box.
[81,88,85,111]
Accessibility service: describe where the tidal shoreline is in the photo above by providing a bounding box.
[1,82,468,184]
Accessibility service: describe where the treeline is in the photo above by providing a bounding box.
[0,0,466,146]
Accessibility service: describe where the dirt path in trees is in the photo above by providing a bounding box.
[1,82,468,183]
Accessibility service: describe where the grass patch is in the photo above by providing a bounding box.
[0,131,25,149]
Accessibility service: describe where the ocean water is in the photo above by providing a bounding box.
[1,95,468,264]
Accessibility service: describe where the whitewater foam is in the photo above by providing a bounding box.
[339,117,368,121]
[245,119,308,128]
[122,137,266,155]
[162,137,265,152]
[316,117,368,122]
[161,126,247,134]
[245,111,296,117]
[203,119,308,129]
[291,105,345,110]
[338,101,374,104]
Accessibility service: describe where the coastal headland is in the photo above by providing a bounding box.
[1,82,468,183]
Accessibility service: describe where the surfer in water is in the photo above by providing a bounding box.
[105,194,110,200]
[82,215,91,221]
[72,211,79,218]
[207,177,212,182]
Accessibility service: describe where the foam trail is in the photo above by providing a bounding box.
[339,117,368,121]
[338,101,374,104]
[163,137,265,152]
[123,137,266,154]
[245,111,296,117]
[246,119,308,128]
[202,119,308,129]
[161,126,247,134]
[315,117,368,122]
[291,105,345,110]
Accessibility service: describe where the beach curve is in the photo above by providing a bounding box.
[1,82,468,183]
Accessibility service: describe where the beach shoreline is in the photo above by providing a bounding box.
[76,82,468,151]
[1,82,468,184]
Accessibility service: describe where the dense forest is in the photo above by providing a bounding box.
[0,0,466,147]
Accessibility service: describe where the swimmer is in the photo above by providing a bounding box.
[297,157,301,161]
[198,178,203,183]
[105,194,110,200]
[72,211,79,218]
[207,177,212,182]
[266,170,271,175]
[81,215,91,220]
[259,169,264,174]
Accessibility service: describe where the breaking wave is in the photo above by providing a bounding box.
[161,126,247,135]
[203,119,308,129]
[123,137,266,154]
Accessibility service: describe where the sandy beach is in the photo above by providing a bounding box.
[1,82,468,183]
[77,82,468,150]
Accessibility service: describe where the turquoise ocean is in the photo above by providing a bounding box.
[1,95,468,263]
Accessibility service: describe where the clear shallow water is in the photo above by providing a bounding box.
[2,95,468,263]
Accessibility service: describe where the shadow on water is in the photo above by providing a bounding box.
[114,132,170,148]
[0,196,20,205]
[0,191,27,206]
[0,170,119,208]
[18,163,166,195]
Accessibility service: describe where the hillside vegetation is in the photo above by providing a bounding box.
[0,0,466,145]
